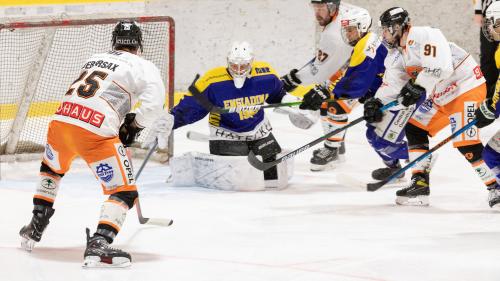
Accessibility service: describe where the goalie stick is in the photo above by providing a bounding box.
[133,139,174,227]
[366,120,479,192]
[247,100,399,171]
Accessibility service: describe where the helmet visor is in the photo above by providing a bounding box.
[483,17,500,42]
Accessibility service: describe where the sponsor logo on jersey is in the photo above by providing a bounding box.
[96,163,114,183]
[432,82,458,102]
[55,101,105,128]
[41,178,57,190]
[45,144,54,160]
[450,116,457,132]
[464,102,477,139]
[255,67,270,74]
[473,65,483,80]
[223,94,269,120]
[82,60,119,72]
[423,67,442,78]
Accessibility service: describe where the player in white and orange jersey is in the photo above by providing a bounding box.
[281,0,363,171]
[377,7,497,206]
[19,20,166,267]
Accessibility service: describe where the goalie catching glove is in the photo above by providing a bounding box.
[299,84,331,110]
[142,112,174,150]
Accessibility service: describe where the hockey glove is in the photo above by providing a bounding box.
[398,79,426,107]
[475,98,496,128]
[119,113,144,147]
[281,69,302,92]
[299,84,330,110]
[363,98,384,123]
[142,112,175,150]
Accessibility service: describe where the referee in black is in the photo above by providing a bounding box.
[475,0,499,99]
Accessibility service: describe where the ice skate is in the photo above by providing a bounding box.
[19,205,55,252]
[310,143,345,171]
[395,173,430,206]
[371,162,405,181]
[487,183,500,209]
[83,228,131,268]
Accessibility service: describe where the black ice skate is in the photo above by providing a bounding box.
[372,162,405,181]
[310,143,345,171]
[487,183,500,209]
[19,205,55,252]
[83,228,131,268]
[395,172,430,206]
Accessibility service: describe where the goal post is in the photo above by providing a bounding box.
[0,16,175,162]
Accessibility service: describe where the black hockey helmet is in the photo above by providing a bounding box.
[310,0,340,13]
[379,7,410,48]
[112,20,143,52]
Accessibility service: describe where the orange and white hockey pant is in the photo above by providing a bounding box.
[38,120,137,239]
[407,84,497,186]
[320,99,359,148]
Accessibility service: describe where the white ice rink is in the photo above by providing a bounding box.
[1,108,499,281]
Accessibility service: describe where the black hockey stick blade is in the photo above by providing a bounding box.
[367,179,390,192]
[247,151,278,171]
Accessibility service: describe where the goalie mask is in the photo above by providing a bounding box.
[379,7,410,49]
[340,8,372,46]
[227,41,254,89]
[483,1,500,42]
[112,20,143,52]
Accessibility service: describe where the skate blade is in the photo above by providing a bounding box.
[310,156,345,172]
[20,237,36,252]
[395,195,429,206]
[82,256,131,269]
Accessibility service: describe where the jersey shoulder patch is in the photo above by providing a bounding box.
[251,61,279,78]
[350,32,378,67]
[195,66,232,92]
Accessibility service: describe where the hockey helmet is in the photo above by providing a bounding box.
[340,8,372,46]
[227,41,254,89]
[379,7,410,48]
[483,1,500,41]
[112,20,143,52]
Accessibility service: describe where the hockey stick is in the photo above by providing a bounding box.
[186,130,210,142]
[366,120,478,192]
[133,139,174,226]
[247,100,399,171]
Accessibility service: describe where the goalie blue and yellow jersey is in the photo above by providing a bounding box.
[333,32,387,100]
[171,61,286,132]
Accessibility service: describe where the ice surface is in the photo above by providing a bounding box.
[1,108,499,281]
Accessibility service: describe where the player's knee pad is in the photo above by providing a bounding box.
[40,162,65,178]
[109,191,138,209]
[457,143,484,164]
[405,123,429,147]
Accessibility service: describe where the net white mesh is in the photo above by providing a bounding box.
[0,17,174,160]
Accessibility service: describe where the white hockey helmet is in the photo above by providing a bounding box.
[340,8,372,46]
[227,41,254,88]
[483,1,500,42]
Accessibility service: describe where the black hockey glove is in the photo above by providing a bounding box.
[299,84,331,110]
[363,98,384,123]
[281,69,302,92]
[475,98,496,128]
[119,113,144,147]
[398,79,426,107]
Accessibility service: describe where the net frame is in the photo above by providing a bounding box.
[0,16,175,162]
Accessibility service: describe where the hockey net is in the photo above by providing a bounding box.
[0,16,175,162]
